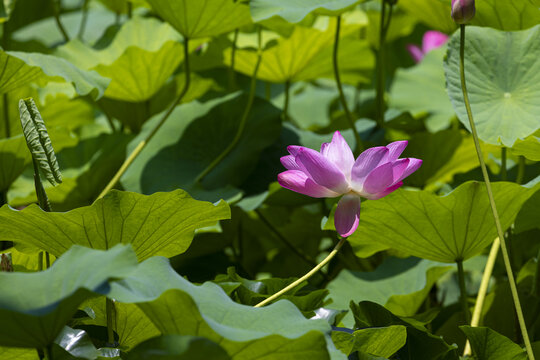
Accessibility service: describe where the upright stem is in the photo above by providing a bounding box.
[333,15,362,155]
[282,80,290,122]
[228,28,239,90]
[375,1,389,127]
[516,156,525,184]
[77,0,89,39]
[3,23,9,138]
[32,158,52,212]
[51,0,70,42]
[500,147,507,181]
[532,248,540,297]
[42,344,53,360]
[458,24,534,359]
[127,1,133,18]
[96,36,192,200]
[254,237,346,308]
[106,298,115,345]
[195,27,262,184]
[456,260,470,324]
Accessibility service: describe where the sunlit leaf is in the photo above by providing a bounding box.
[444,25,540,147]
[231,22,374,84]
[250,0,360,23]
[511,133,540,161]
[107,256,343,359]
[354,181,540,263]
[0,190,230,260]
[0,245,138,348]
[146,0,252,39]
[460,326,527,360]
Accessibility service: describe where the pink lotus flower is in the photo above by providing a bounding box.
[407,30,449,63]
[278,132,422,237]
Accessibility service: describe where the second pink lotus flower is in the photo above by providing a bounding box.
[407,30,449,63]
[278,132,422,238]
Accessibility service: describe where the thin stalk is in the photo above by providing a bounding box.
[375,1,388,127]
[42,344,52,360]
[45,252,51,269]
[77,0,89,39]
[32,158,52,212]
[127,1,133,18]
[501,147,507,181]
[333,15,362,154]
[516,156,525,184]
[3,23,9,138]
[38,252,43,271]
[254,237,346,308]
[255,209,320,269]
[106,298,115,345]
[96,36,192,200]
[456,260,471,324]
[466,238,500,352]
[228,28,239,90]
[282,80,290,121]
[532,248,540,297]
[194,27,262,184]
[458,24,534,359]
[52,0,70,42]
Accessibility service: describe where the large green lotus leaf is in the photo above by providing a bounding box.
[78,298,160,351]
[511,133,540,161]
[250,0,360,23]
[0,51,42,96]
[146,0,252,39]
[515,189,540,233]
[460,326,527,360]
[0,135,30,192]
[231,23,374,84]
[6,51,110,100]
[400,0,540,32]
[107,256,344,360]
[56,17,189,102]
[97,73,215,133]
[0,189,230,260]
[389,47,454,132]
[351,301,459,359]
[0,347,35,359]
[355,181,540,263]
[327,257,451,325]
[444,25,540,147]
[0,244,138,348]
[121,92,281,202]
[331,325,407,357]
[125,335,230,360]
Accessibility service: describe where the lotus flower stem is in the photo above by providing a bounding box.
[2,24,9,138]
[106,298,116,346]
[254,237,346,308]
[464,237,500,356]
[456,259,470,324]
[127,1,133,18]
[516,156,525,184]
[195,27,262,184]
[51,0,70,42]
[500,147,507,180]
[375,1,393,127]
[228,28,239,90]
[333,15,362,154]
[77,0,89,39]
[96,36,191,200]
[458,24,534,359]
[283,80,290,121]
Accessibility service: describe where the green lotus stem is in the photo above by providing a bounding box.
[127,1,133,18]
[532,248,540,297]
[96,36,191,200]
[254,237,346,308]
[77,0,89,39]
[463,236,500,356]
[41,344,53,360]
[51,0,70,42]
[500,147,507,180]
[228,28,239,90]
[456,259,470,324]
[375,1,393,127]
[458,24,535,359]
[282,80,290,121]
[32,158,52,212]
[333,15,362,154]
[516,156,525,184]
[195,27,262,184]
[106,297,115,345]
[3,24,9,138]
[255,209,319,269]
[37,252,43,271]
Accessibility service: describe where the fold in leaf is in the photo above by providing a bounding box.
[18,98,62,186]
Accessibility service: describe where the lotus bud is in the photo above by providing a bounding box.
[451,0,475,24]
